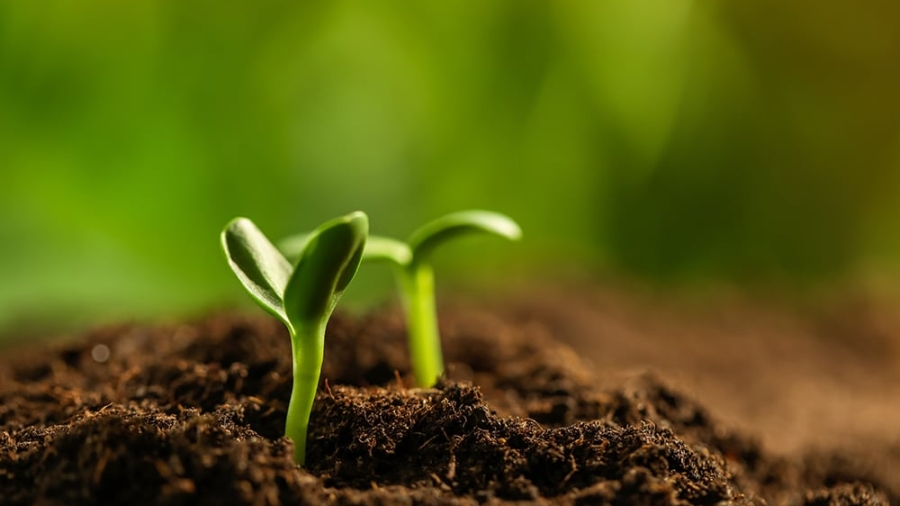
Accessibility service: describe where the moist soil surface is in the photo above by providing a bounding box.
[1,288,898,505]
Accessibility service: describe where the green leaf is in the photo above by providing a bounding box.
[283,211,369,326]
[407,210,522,262]
[362,235,413,266]
[220,217,292,325]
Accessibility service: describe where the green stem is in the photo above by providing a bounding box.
[398,263,444,387]
[286,322,325,466]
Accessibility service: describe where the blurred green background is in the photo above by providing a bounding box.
[2,1,899,334]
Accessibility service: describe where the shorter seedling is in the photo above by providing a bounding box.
[221,212,368,465]
[281,210,521,388]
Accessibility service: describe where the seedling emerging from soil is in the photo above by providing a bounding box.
[221,212,368,465]
[281,210,521,387]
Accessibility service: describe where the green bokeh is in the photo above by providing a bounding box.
[1,1,899,332]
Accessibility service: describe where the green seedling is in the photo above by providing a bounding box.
[221,212,368,465]
[280,210,521,388]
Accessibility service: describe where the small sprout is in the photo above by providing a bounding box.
[221,212,368,465]
[280,210,521,388]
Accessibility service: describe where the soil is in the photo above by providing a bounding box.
[1,286,898,505]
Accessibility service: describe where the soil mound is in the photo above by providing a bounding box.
[0,310,894,505]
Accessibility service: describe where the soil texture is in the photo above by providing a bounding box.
[0,293,897,505]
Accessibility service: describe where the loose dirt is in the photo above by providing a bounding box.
[1,287,897,505]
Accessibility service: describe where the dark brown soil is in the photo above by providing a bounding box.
[0,293,897,505]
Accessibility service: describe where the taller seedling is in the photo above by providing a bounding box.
[221,212,368,465]
[281,210,521,387]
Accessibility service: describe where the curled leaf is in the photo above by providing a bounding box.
[407,210,522,262]
[283,211,369,325]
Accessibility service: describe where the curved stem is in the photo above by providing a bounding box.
[285,322,325,465]
[398,263,443,387]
